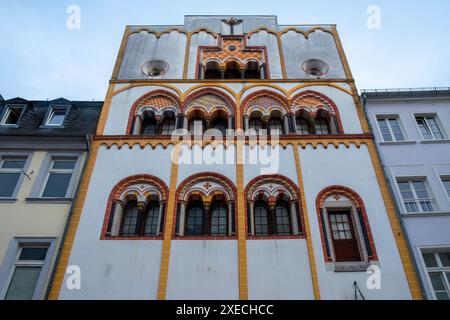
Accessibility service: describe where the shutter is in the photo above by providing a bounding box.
[319,208,332,259]
[246,202,251,234]
[106,202,116,236]
[175,202,181,235]
[295,201,303,235]
[159,202,166,234]
[357,208,373,258]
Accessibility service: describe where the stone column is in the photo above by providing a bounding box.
[283,115,290,135]
[228,202,233,236]
[249,201,255,236]
[178,201,186,236]
[290,201,300,235]
[156,201,164,236]
[244,115,249,132]
[111,201,124,236]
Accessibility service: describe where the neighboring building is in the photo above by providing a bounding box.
[0,97,102,299]
[49,15,421,300]
[362,88,450,300]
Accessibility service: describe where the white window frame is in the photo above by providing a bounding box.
[374,114,406,142]
[39,156,78,198]
[0,154,30,199]
[419,248,450,300]
[0,105,25,126]
[414,113,446,141]
[0,237,56,300]
[396,178,436,213]
[45,106,68,127]
[440,176,450,199]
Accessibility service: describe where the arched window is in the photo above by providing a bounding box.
[268,117,284,135]
[121,201,140,236]
[210,117,228,135]
[204,61,221,79]
[224,61,241,79]
[210,201,227,236]
[314,117,330,135]
[249,117,264,131]
[160,116,176,135]
[144,201,160,236]
[189,117,205,135]
[254,200,269,236]
[186,201,204,236]
[141,116,157,135]
[244,61,261,79]
[296,116,311,135]
[274,199,291,236]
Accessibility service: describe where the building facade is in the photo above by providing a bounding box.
[0,97,102,299]
[363,88,450,300]
[49,15,421,300]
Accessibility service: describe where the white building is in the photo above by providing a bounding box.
[363,88,450,300]
[49,16,421,300]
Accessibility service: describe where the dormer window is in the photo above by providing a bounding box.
[1,105,25,126]
[46,107,67,126]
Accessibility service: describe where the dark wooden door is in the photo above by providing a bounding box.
[328,210,361,262]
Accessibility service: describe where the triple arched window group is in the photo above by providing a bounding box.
[104,176,377,264]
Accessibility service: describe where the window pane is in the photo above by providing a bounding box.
[427,118,444,140]
[47,110,66,125]
[42,173,72,197]
[439,252,450,267]
[0,172,21,197]
[296,118,310,135]
[52,160,76,170]
[398,182,414,199]
[378,119,393,141]
[186,204,204,236]
[210,202,227,236]
[144,203,160,236]
[3,107,23,125]
[315,118,329,135]
[19,248,48,261]
[2,159,26,169]
[4,266,42,300]
[416,117,432,140]
[121,203,140,236]
[388,119,405,141]
[442,179,450,197]
[254,201,269,236]
[423,252,438,268]
[275,201,291,236]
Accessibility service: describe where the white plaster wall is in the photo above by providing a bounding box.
[299,144,412,299]
[281,30,346,79]
[166,240,239,299]
[187,32,217,79]
[118,31,187,79]
[247,31,283,79]
[247,240,314,299]
[59,145,174,299]
[243,144,298,186]
[177,144,237,186]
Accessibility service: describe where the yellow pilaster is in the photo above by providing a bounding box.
[293,145,321,300]
[366,141,423,299]
[156,144,180,299]
[48,141,100,300]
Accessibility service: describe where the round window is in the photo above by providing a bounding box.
[302,59,329,77]
[142,60,169,77]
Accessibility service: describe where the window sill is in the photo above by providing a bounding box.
[420,139,450,144]
[0,198,18,203]
[379,140,416,146]
[402,211,450,218]
[25,197,73,204]
[101,235,163,240]
[0,124,19,128]
[247,235,305,240]
[325,261,378,272]
[173,235,237,240]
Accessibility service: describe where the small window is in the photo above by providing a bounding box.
[210,201,227,236]
[441,177,450,198]
[0,156,27,198]
[376,116,405,142]
[41,158,77,198]
[141,116,157,135]
[121,201,140,236]
[314,118,330,135]
[160,117,176,135]
[415,116,445,141]
[268,117,284,135]
[249,118,264,131]
[296,117,311,135]
[46,108,66,126]
[397,180,434,213]
[422,250,450,300]
[185,201,204,236]
[142,60,169,77]
[1,106,25,126]
[3,245,49,300]
[302,59,329,77]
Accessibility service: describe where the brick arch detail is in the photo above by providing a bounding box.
[100,174,170,239]
[176,172,237,201]
[241,90,290,116]
[315,185,378,261]
[291,90,344,133]
[182,87,236,115]
[126,90,181,134]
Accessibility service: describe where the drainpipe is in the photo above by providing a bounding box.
[44,133,93,299]
[361,94,427,299]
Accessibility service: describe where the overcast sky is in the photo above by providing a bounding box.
[1,0,449,101]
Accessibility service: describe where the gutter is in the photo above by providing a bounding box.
[360,93,428,299]
[44,133,92,299]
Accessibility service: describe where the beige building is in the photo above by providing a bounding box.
[0,97,102,299]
